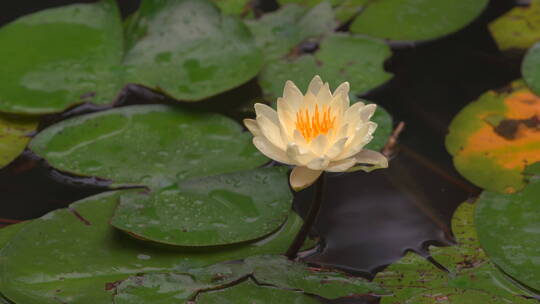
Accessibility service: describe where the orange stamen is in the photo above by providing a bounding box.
[295,104,336,142]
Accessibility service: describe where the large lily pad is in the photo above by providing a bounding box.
[258,33,392,101]
[111,167,292,246]
[350,0,489,42]
[114,255,387,303]
[0,191,304,304]
[446,81,540,193]
[30,105,267,188]
[0,0,262,114]
[0,222,28,249]
[0,0,124,114]
[245,3,335,62]
[196,279,320,304]
[489,0,540,52]
[0,114,38,168]
[123,0,262,101]
[475,166,540,291]
[374,202,535,303]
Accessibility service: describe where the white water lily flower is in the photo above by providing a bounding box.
[244,75,388,191]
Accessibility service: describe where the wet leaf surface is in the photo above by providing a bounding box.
[0,0,124,114]
[0,114,38,169]
[489,0,540,52]
[475,164,540,292]
[196,279,321,304]
[374,202,536,303]
[350,0,489,42]
[245,3,335,62]
[123,0,263,102]
[115,255,387,303]
[30,105,267,189]
[111,168,293,246]
[446,81,540,193]
[258,33,392,101]
[0,222,28,248]
[0,191,304,304]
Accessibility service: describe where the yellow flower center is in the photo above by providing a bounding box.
[295,104,336,142]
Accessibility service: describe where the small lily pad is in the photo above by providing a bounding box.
[350,0,489,42]
[489,0,540,52]
[446,81,540,193]
[30,105,267,189]
[475,166,540,292]
[0,191,304,304]
[0,114,38,168]
[258,33,392,101]
[196,279,320,304]
[374,202,535,303]
[123,0,263,101]
[0,0,124,114]
[111,167,292,246]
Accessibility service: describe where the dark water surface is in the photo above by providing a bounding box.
[0,0,524,303]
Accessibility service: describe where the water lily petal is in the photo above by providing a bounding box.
[290,166,323,191]
[347,149,389,172]
[316,82,333,105]
[336,123,373,160]
[283,80,303,108]
[253,136,293,165]
[326,157,357,172]
[307,75,323,95]
[359,103,377,122]
[310,134,328,156]
[307,156,330,170]
[276,97,295,135]
[326,137,348,159]
[293,129,309,149]
[254,103,280,126]
[287,143,316,166]
[243,119,262,137]
[256,114,285,150]
[333,81,350,101]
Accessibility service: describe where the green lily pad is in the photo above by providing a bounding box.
[0,191,304,304]
[475,167,540,292]
[365,104,393,151]
[114,255,387,303]
[276,0,368,22]
[446,81,540,193]
[196,279,320,304]
[0,0,262,114]
[0,0,124,114]
[212,0,251,16]
[0,222,28,249]
[245,3,335,62]
[523,41,540,96]
[489,0,540,52]
[374,202,535,303]
[0,114,38,168]
[111,167,292,246]
[123,0,263,101]
[350,0,489,42]
[258,33,392,101]
[30,105,267,189]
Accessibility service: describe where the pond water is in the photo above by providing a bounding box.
[0,1,528,303]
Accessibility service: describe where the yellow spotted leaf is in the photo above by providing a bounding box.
[0,114,38,168]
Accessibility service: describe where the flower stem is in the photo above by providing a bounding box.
[286,172,326,260]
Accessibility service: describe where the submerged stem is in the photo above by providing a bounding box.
[285,172,326,260]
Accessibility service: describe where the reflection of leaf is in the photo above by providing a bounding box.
[111,168,293,247]
[374,202,535,303]
[489,0,540,52]
[258,33,392,101]
[30,105,267,189]
[114,255,388,303]
[446,81,540,193]
[0,0,262,114]
[0,114,38,169]
[0,191,304,304]
[475,164,540,292]
[350,0,489,42]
